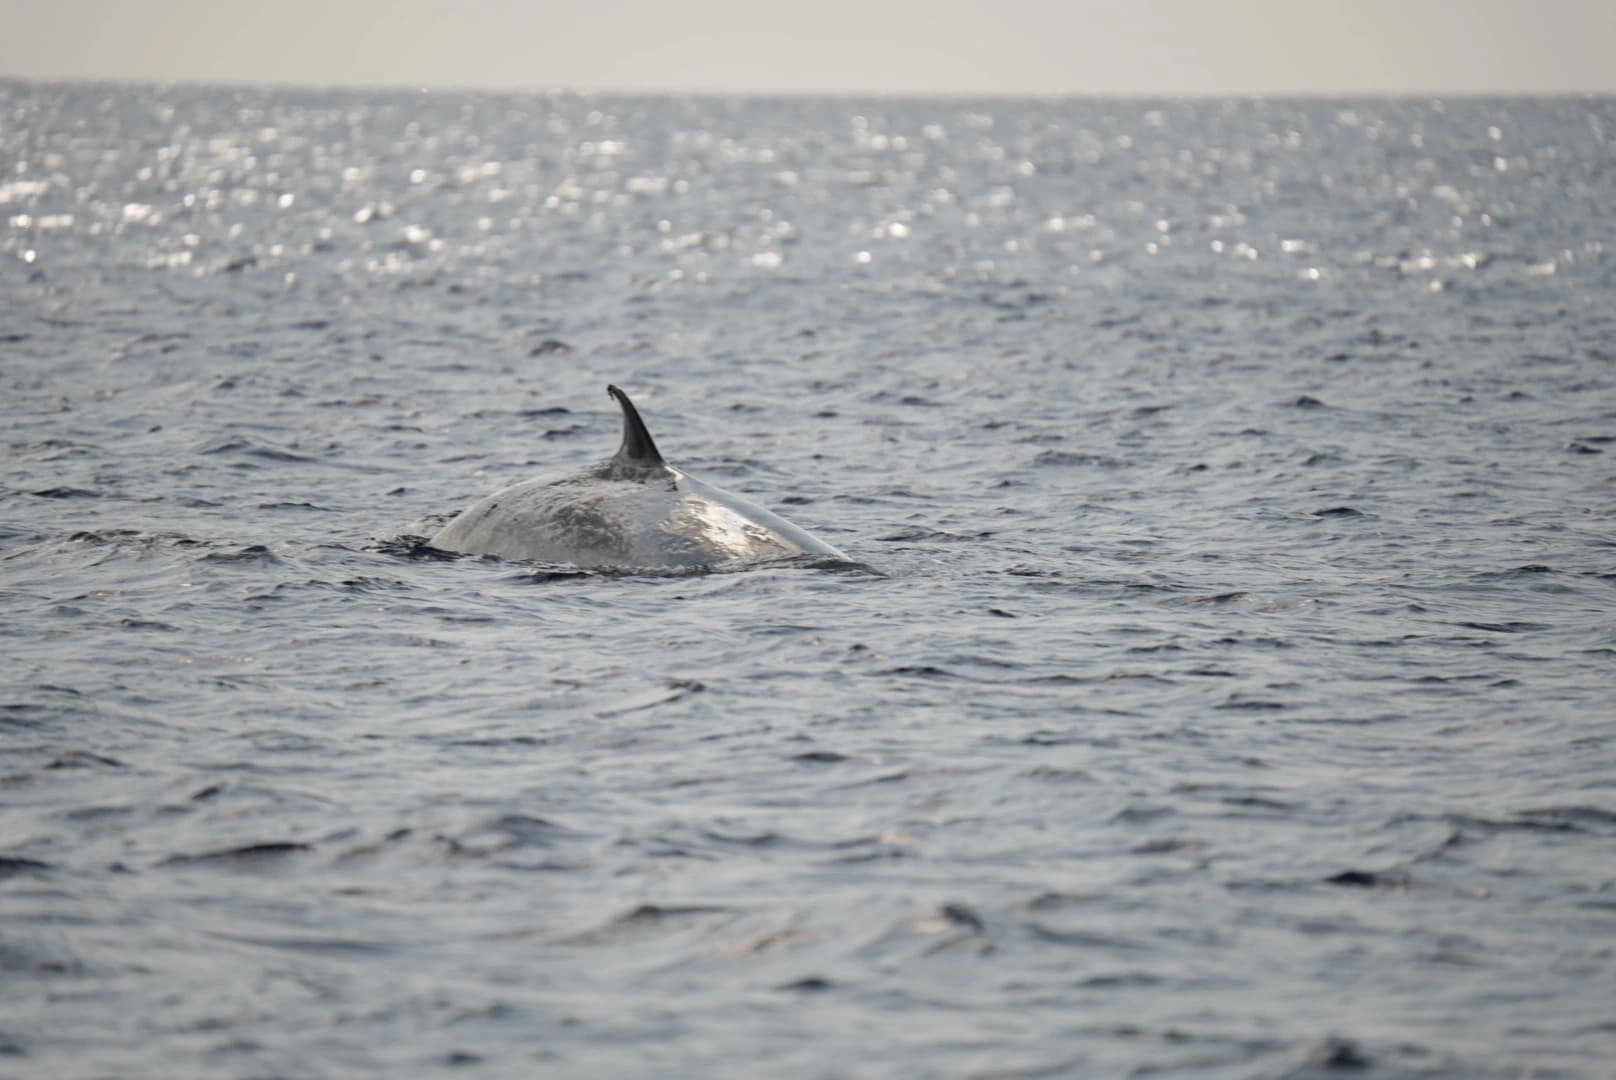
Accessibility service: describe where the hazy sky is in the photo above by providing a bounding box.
[1,0,1612,96]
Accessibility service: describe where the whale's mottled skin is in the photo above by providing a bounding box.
[430,385,847,568]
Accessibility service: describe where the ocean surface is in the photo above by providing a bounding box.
[2,81,1614,1078]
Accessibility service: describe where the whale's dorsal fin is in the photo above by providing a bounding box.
[607,384,664,466]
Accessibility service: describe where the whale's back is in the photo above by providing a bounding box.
[430,461,844,569]
[431,386,847,569]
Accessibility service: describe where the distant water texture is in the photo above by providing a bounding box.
[3,82,1614,1078]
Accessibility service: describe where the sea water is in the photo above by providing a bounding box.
[2,83,1614,1077]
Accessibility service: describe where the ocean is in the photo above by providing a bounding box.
[2,81,1614,1077]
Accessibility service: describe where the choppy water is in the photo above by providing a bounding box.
[3,81,1615,1078]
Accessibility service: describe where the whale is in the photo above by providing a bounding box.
[430,385,848,569]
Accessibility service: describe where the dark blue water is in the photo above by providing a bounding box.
[3,82,1615,1078]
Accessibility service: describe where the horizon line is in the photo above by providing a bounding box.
[5,72,1613,102]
